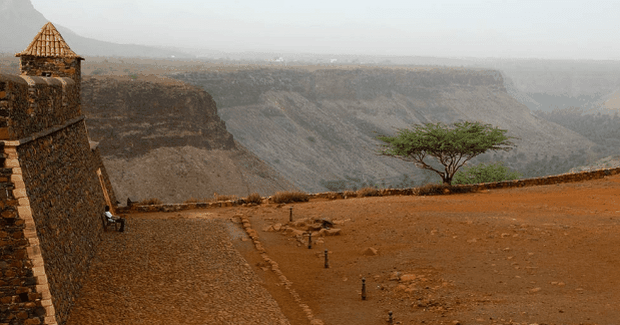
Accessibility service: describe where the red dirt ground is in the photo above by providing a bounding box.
[72,174,620,325]
[229,175,620,325]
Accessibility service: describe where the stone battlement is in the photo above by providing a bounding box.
[0,74,80,141]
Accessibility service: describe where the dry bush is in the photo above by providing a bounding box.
[343,190,357,198]
[137,198,163,205]
[356,187,379,197]
[271,191,309,204]
[245,193,262,204]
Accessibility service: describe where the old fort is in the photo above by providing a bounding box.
[0,22,116,325]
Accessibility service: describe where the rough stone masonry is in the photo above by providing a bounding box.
[0,22,116,325]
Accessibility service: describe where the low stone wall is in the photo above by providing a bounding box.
[16,121,106,324]
[119,166,620,214]
[0,74,80,141]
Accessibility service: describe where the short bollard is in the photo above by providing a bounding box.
[361,278,366,300]
[307,232,312,249]
[324,249,329,268]
[388,311,393,324]
[289,207,293,222]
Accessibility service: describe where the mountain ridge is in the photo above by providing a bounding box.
[0,0,193,58]
[172,67,596,192]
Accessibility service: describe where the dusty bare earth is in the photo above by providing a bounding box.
[68,175,620,325]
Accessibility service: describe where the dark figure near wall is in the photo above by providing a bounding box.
[104,205,125,232]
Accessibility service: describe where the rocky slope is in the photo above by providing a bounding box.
[81,75,297,203]
[172,67,595,192]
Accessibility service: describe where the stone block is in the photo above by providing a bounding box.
[40,288,51,300]
[32,266,45,277]
[32,256,44,267]
[23,227,37,237]
[44,315,57,324]
[26,245,40,257]
[17,205,32,217]
[44,304,55,316]
[5,158,19,168]
[40,299,52,307]
[13,188,27,199]
[3,147,16,155]
[36,275,48,285]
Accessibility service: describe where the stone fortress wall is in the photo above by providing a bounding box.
[1,23,115,325]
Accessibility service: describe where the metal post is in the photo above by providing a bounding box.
[307,232,312,249]
[388,311,393,324]
[324,249,329,268]
[361,278,366,300]
[289,206,293,222]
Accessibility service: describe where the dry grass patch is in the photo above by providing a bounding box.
[245,193,263,204]
[356,187,380,197]
[343,190,357,198]
[271,191,309,204]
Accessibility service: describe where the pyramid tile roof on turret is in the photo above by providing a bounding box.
[15,22,83,59]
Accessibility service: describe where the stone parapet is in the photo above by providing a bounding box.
[0,74,80,141]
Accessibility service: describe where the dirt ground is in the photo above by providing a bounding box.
[70,175,620,325]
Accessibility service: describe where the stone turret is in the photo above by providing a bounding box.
[15,22,83,89]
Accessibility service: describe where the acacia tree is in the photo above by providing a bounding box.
[378,121,516,185]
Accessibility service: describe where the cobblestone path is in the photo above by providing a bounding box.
[66,217,289,325]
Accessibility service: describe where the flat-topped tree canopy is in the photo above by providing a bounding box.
[15,22,84,60]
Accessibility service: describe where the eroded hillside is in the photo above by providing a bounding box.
[172,67,595,192]
[81,75,297,203]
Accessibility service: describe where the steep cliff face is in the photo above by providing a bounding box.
[173,67,595,192]
[82,75,235,158]
[81,75,297,203]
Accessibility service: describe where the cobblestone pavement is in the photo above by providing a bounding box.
[66,216,290,325]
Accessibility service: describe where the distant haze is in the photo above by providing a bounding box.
[29,0,620,60]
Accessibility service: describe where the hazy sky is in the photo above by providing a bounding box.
[30,0,620,60]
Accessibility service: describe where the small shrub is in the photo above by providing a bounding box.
[271,191,309,204]
[453,161,522,185]
[138,198,163,205]
[343,190,357,198]
[245,193,262,204]
[356,187,379,197]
